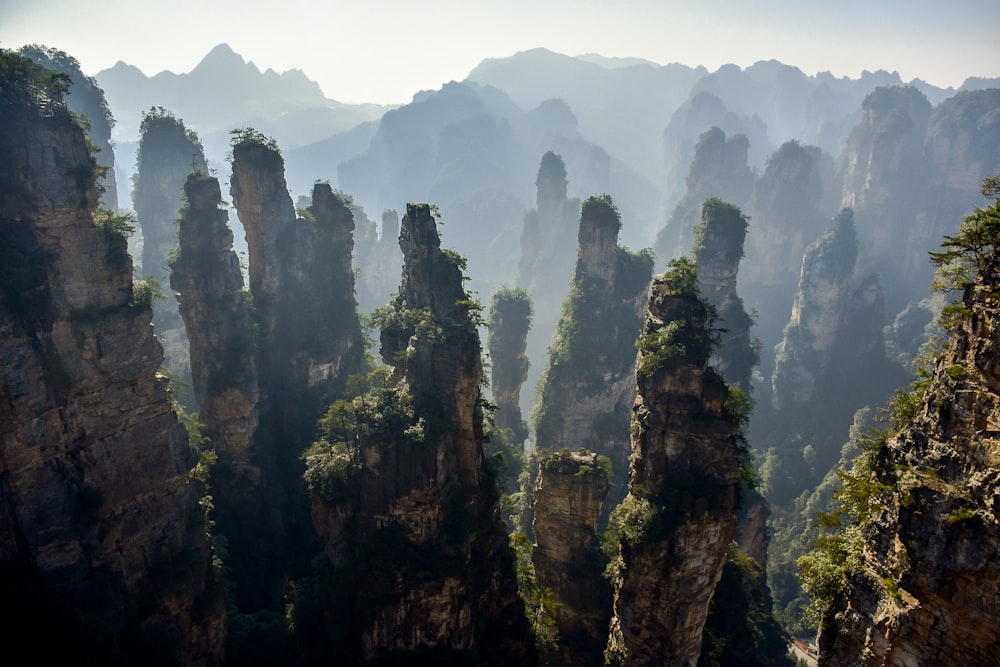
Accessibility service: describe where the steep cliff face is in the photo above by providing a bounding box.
[231,133,365,422]
[518,151,581,409]
[532,450,611,667]
[0,56,224,664]
[606,259,743,667]
[533,195,653,515]
[134,109,207,339]
[228,131,366,611]
[743,140,834,359]
[655,126,754,262]
[692,197,757,391]
[839,86,933,309]
[19,45,119,211]
[303,204,533,664]
[171,171,259,481]
[815,214,1000,666]
[772,209,859,410]
[488,287,533,448]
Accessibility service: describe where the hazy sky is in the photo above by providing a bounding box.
[2,0,998,104]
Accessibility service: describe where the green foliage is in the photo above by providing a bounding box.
[303,370,424,503]
[93,207,136,238]
[130,275,167,310]
[930,175,1000,294]
[636,260,717,376]
[509,531,560,654]
[0,48,71,116]
[229,126,282,156]
[726,385,755,427]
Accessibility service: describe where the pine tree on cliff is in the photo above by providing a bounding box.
[801,176,1000,666]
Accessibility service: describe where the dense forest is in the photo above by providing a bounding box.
[1,43,998,666]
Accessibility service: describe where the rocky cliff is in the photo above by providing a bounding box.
[655,126,754,262]
[606,258,743,667]
[691,197,757,391]
[0,52,224,664]
[134,109,207,335]
[171,171,259,483]
[302,203,533,664]
[518,151,581,409]
[533,195,653,515]
[19,45,119,211]
[532,450,611,666]
[228,130,366,611]
[767,209,904,501]
[814,187,1000,666]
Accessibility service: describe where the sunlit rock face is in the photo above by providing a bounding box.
[819,250,1000,667]
[532,450,610,667]
[606,265,742,667]
[533,195,653,518]
[0,70,224,665]
[308,204,534,665]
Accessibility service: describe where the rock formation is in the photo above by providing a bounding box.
[606,258,743,667]
[531,450,611,666]
[134,109,207,328]
[691,197,758,391]
[302,203,533,664]
[814,186,1000,666]
[839,86,933,311]
[533,195,653,515]
[772,209,860,411]
[655,126,754,262]
[227,130,366,610]
[488,287,532,445]
[518,151,581,408]
[171,171,259,483]
[19,45,119,211]
[743,140,834,361]
[0,52,224,665]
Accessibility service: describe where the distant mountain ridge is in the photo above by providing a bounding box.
[96,43,390,148]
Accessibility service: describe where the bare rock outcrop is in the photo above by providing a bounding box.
[532,450,611,667]
[606,259,743,667]
[0,55,224,665]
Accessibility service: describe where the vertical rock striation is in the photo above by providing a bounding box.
[691,197,757,391]
[606,259,743,667]
[171,171,259,479]
[0,54,224,665]
[532,450,611,667]
[134,109,207,337]
[304,203,533,664]
[655,126,754,262]
[816,210,1000,666]
[228,131,366,610]
[533,195,653,513]
[518,151,581,409]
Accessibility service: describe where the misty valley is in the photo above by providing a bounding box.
[1,43,999,667]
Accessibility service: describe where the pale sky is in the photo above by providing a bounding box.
[1,0,998,104]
